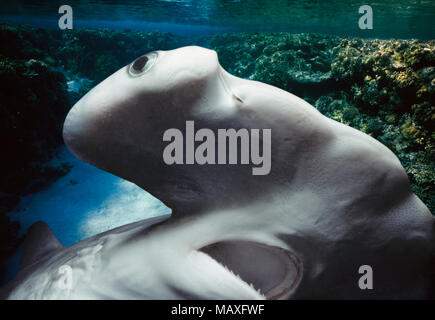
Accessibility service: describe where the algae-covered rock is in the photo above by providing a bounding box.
[210,33,340,97]
[57,28,178,82]
[0,56,71,194]
[0,23,180,83]
[330,38,434,210]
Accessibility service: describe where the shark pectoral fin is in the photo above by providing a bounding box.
[19,221,63,270]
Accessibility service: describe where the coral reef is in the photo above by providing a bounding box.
[0,23,179,86]
[57,28,178,82]
[0,57,71,194]
[329,38,434,210]
[210,33,341,96]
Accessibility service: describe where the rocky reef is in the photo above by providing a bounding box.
[210,33,341,97]
[209,33,434,212]
[57,28,178,82]
[329,38,434,210]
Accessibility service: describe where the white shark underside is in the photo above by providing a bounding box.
[2,46,434,299]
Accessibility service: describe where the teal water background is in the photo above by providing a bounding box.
[1,0,434,39]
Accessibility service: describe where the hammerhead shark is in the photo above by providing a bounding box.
[2,46,433,299]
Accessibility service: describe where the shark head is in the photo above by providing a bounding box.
[64,46,259,214]
[62,46,435,299]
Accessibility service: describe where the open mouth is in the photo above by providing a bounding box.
[200,240,302,300]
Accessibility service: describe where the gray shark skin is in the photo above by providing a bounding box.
[2,46,434,300]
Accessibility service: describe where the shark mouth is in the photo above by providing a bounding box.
[200,241,302,299]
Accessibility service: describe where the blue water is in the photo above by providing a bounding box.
[1,16,231,36]
[1,0,434,39]
[3,147,171,284]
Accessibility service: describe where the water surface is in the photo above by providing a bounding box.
[1,0,434,39]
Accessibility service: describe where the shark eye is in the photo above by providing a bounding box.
[128,51,158,77]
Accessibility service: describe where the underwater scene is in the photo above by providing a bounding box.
[0,0,434,300]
